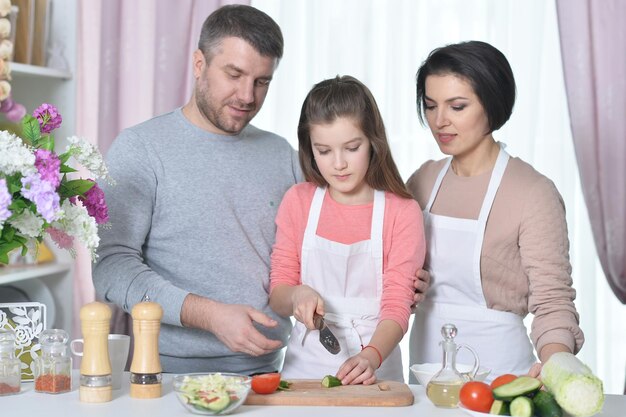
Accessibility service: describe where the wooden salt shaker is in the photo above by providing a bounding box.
[79,302,112,403]
[130,298,163,398]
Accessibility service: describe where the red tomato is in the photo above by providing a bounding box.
[251,373,281,395]
[459,381,494,413]
[490,373,518,389]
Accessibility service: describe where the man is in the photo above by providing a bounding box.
[93,5,429,375]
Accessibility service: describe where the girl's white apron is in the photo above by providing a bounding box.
[282,187,403,381]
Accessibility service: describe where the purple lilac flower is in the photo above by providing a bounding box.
[78,181,109,224]
[21,173,61,223]
[0,178,11,223]
[47,226,74,250]
[32,103,63,134]
[34,149,61,188]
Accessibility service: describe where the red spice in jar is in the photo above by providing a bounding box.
[0,382,20,395]
[35,374,71,393]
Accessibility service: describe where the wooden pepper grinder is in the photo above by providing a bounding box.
[130,297,163,398]
[79,302,112,403]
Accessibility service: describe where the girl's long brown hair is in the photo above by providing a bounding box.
[297,75,411,199]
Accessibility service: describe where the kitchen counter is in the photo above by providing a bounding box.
[3,373,624,416]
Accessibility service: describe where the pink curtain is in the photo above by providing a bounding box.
[73,0,248,336]
[556,0,626,304]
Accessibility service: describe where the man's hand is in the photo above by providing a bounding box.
[412,268,431,310]
[181,293,282,356]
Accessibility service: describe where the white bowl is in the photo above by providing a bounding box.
[173,372,251,415]
[410,362,491,386]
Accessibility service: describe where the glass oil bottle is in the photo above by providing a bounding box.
[426,323,479,408]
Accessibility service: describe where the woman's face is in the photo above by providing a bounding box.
[423,74,492,159]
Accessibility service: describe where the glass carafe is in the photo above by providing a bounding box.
[426,323,479,408]
[0,329,21,395]
[34,329,72,394]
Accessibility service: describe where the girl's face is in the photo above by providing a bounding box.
[310,117,373,205]
[424,74,492,159]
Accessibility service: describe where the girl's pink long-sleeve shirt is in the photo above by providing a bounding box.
[270,182,426,333]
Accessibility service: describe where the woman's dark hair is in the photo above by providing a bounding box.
[415,41,516,133]
[199,5,283,62]
[298,75,411,199]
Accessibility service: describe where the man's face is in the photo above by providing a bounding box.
[194,37,278,135]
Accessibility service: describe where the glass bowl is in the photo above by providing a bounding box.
[173,372,251,415]
[410,362,491,386]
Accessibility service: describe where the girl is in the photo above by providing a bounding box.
[270,75,425,385]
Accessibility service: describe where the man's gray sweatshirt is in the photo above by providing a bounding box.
[93,108,300,374]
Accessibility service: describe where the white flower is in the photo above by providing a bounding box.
[52,200,100,260]
[8,209,43,238]
[66,135,112,182]
[0,17,10,38]
[0,130,36,176]
[0,39,12,60]
[0,0,11,18]
[0,79,10,101]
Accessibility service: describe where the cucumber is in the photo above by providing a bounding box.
[510,396,534,417]
[489,399,510,415]
[190,391,231,412]
[493,376,542,401]
[321,375,342,388]
[533,390,563,417]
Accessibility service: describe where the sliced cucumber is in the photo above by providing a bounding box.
[489,399,510,415]
[510,396,534,417]
[533,390,563,417]
[321,375,342,388]
[493,376,542,401]
[190,391,231,412]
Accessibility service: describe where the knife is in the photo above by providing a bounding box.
[314,314,341,355]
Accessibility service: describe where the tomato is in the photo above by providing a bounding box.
[251,373,281,395]
[459,381,494,413]
[490,373,518,389]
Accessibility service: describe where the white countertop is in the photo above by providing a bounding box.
[3,373,624,416]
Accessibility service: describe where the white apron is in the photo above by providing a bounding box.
[282,187,403,381]
[409,144,536,382]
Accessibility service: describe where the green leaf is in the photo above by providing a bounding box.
[60,164,77,174]
[58,152,72,164]
[8,198,28,211]
[2,226,15,241]
[22,115,41,144]
[6,174,22,194]
[59,179,95,198]
[0,241,24,262]
[38,134,55,151]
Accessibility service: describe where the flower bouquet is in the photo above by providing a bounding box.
[0,103,111,264]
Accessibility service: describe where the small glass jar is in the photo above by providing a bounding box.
[0,329,21,396]
[34,329,72,394]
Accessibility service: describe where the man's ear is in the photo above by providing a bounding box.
[192,49,205,79]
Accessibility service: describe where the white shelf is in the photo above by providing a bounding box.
[10,62,72,80]
[0,263,71,285]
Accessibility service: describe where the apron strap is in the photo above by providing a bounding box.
[425,157,453,212]
[370,190,385,296]
[472,143,510,294]
[303,187,327,244]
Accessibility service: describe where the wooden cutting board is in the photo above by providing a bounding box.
[244,379,414,407]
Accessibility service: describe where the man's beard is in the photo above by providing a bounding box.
[195,86,255,135]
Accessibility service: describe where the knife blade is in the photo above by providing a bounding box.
[314,314,341,355]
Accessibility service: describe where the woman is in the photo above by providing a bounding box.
[407,41,584,380]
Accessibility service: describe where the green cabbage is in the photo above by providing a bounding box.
[541,352,604,417]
